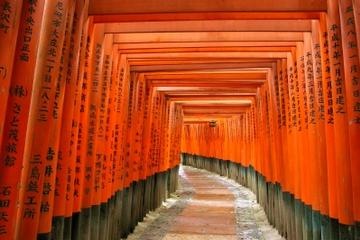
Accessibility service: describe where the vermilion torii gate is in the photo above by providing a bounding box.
[0,0,359,239]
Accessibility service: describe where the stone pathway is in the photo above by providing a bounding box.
[127,166,284,240]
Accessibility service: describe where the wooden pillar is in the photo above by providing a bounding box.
[327,0,354,237]
[0,0,23,149]
[51,1,89,239]
[16,0,70,239]
[0,1,45,239]
[311,19,332,240]
[339,0,360,234]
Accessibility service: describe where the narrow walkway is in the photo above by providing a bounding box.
[127,166,283,240]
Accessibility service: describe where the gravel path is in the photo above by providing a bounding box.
[126,166,284,240]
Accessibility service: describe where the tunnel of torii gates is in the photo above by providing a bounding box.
[0,0,360,239]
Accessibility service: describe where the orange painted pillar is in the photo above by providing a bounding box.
[275,60,285,187]
[141,83,155,180]
[53,0,89,221]
[279,59,290,193]
[297,42,312,207]
[37,1,76,235]
[286,51,299,199]
[249,104,256,169]
[116,57,130,191]
[16,0,70,238]
[0,1,45,238]
[73,17,94,215]
[105,47,119,197]
[327,0,354,227]
[319,12,339,221]
[353,0,360,58]
[266,67,279,184]
[304,32,321,212]
[0,0,23,149]
[124,74,137,187]
[311,19,330,218]
[112,54,127,193]
[91,34,112,208]
[130,74,146,182]
[269,62,282,185]
[295,42,306,205]
[81,23,105,211]
[339,0,360,224]
[134,77,147,178]
[99,41,115,203]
